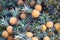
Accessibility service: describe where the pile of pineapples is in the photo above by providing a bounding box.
[0,0,60,40]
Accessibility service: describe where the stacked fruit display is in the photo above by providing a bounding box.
[0,0,60,40]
